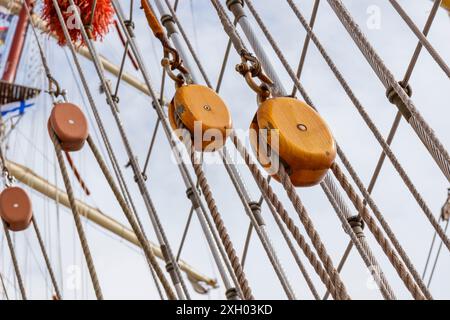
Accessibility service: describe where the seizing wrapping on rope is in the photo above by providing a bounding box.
[42,0,114,45]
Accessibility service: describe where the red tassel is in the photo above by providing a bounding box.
[42,0,114,46]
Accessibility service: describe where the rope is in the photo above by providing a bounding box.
[388,0,450,79]
[330,162,425,300]
[86,136,176,300]
[321,182,396,300]
[56,0,190,299]
[287,0,438,299]
[326,0,450,183]
[230,132,346,300]
[31,216,62,299]
[174,117,254,300]
[50,130,103,300]
[2,222,26,299]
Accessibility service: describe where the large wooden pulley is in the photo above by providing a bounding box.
[48,102,88,152]
[0,187,32,231]
[168,84,232,152]
[250,97,336,187]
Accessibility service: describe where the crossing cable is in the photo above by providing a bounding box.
[426,219,450,288]
[333,0,442,292]
[57,0,190,301]
[153,0,298,300]
[212,0,354,300]
[291,0,320,97]
[115,0,247,299]
[285,0,435,299]
[388,0,450,79]
[326,0,450,183]
[86,136,176,299]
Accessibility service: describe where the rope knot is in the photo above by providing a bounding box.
[347,215,364,237]
[386,81,412,120]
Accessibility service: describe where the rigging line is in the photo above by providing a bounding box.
[50,130,103,300]
[427,219,450,288]
[59,0,190,300]
[389,0,450,79]
[0,271,9,300]
[332,0,441,296]
[321,182,396,300]
[327,0,450,183]
[142,70,166,177]
[115,0,242,299]
[240,222,253,268]
[174,116,255,300]
[157,0,298,299]
[230,133,342,300]
[291,0,320,97]
[211,0,346,298]
[330,162,425,300]
[159,0,213,87]
[2,222,26,299]
[323,241,352,300]
[132,0,245,299]
[286,0,435,299]
[112,40,130,99]
[212,18,320,297]
[31,216,62,299]
[86,136,176,300]
[176,206,195,262]
[219,148,298,300]
[223,0,353,299]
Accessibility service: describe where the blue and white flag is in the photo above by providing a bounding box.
[1,100,35,117]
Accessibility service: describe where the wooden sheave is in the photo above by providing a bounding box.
[250,97,336,187]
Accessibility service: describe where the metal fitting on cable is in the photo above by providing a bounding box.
[226,0,246,20]
[160,14,177,37]
[225,287,239,300]
[161,245,175,273]
[186,187,200,209]
[386,81,413,120]
[346,216,365,238]
[249,201,265,226]
[124,20,135,37]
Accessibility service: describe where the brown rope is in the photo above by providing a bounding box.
[50,130,103,300]
[230,132,346,300]
[175,117,254,300]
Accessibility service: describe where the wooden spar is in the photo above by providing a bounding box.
[0,0,152,97]
[6,159,218,289]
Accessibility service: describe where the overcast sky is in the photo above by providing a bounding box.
[1,0,449,300]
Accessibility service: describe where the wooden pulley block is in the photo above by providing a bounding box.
[250,97,336,187]
[48,103,89,152]
[168,84,232,152]
[0,187,32,231]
